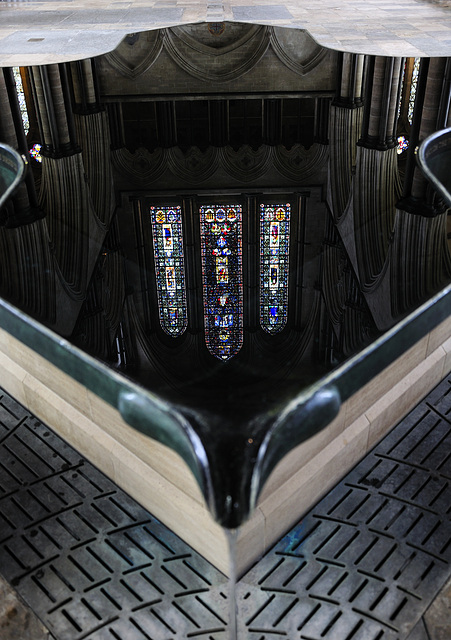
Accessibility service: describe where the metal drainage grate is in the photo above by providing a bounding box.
[238,375,451,639]
[0,376,450,639]
[0,394,228,639]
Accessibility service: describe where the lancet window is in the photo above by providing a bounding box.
[150,205,188,336]
[408,58,420,125]
[200,204,243,361]
[13,67,29,135]
[260,203,291,333]
[149,198,292,358]
[13,67,42,162]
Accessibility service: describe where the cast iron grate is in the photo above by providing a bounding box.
[238,375,451,639]
[0,393,229,639]
[0,376,450,639]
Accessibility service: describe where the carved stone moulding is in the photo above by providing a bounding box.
[269,27,328,75]
[167,146,220,183]
[164,23,270,81]
[105,30,164,78]
[273,143,329,182]
[219,145,272,182]
[112,143,329,186]
[112,147,167,185]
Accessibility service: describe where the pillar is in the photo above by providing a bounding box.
[398,57,450,217]
[0,68,43,227]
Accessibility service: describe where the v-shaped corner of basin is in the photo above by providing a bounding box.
[418,127,451,209]
[119,384,342,530]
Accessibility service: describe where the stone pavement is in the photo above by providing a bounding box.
[0,575,54,640]
[0,0,450,66]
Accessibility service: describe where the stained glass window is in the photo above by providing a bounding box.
[150,205,187,336]
[408,58,420,126]
[13,67,29,136]
[200,204,243,361]
[260,203,291,334]
[29,143,42,163]
[397,60,406,120]
[397,135,409,155]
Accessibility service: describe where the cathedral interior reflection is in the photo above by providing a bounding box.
[0,25,450,518]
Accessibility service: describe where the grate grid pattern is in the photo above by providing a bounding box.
[0,376,450,638]
[238,375,451,639]
[0,396,229,639]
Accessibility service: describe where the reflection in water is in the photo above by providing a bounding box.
[200,202,243,361]
[0,24,450,526]
[150,204,187,336]
[260,203,291,335]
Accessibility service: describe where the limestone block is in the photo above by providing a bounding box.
[344,335,429,428]
[0,328,92,420]
[0,350,26,406]
[86,389,205,503]
[366,345,447,450]
[234,507,266,577]
[442,336,451,375]
[258,406,346,501]
[427,314,451,356]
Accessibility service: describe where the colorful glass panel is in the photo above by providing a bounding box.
[408,57,420,126]
[200,204,243,361]
[13,67,29,136]
[150,205,187,336]
[397,59,406,120]
[29,143,42,163]
[397,135,409,155]
[260,203,291,334]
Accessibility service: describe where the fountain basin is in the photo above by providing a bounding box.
[0,288,448,576]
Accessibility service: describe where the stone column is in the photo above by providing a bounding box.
[107,103,126,150]
[0,69,42,227]
[183,196,203,332]
[67,58,115,227]
[437,57,451,128]
[398,57,450,217]
[333,52,365,110]
[243,194,258,329]
[328,53,365,220]
[391,57,451,316]
[348,56,404,291]
[359,56,403,151]
[30,64,79,157]
[70,58,101,115]
[314,98,331,145]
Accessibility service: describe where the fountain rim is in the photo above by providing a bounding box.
[0,281,449,526]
